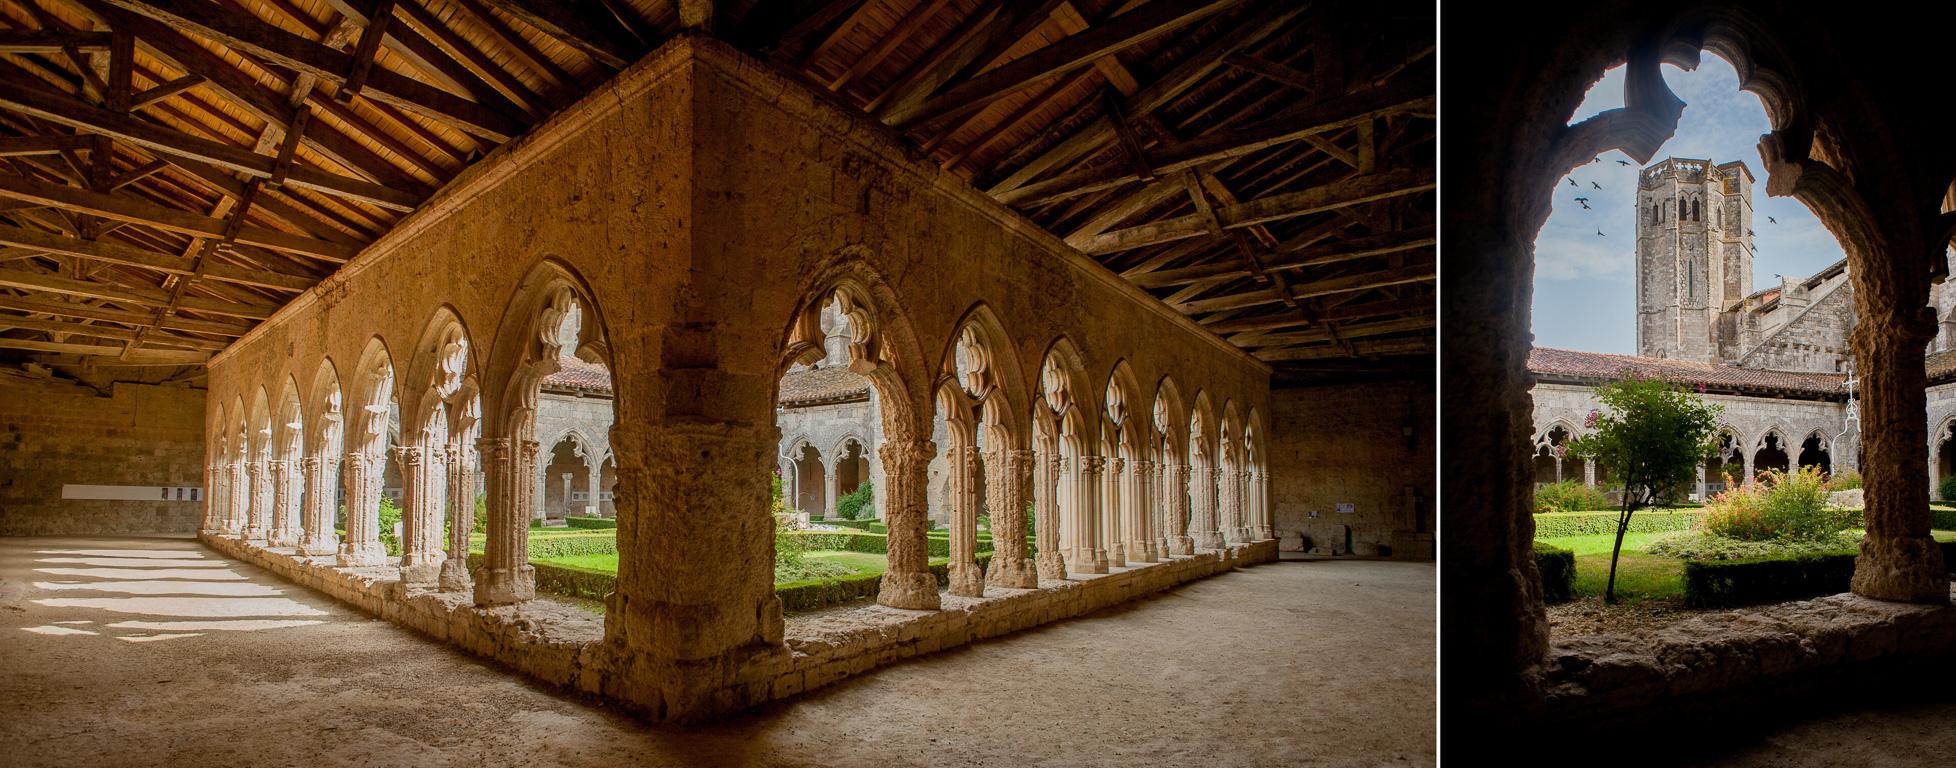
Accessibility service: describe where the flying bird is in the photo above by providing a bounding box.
[1617,160,1632,166]
[1568,178,1577,187]
[1591,181,1603,190]
[1596,228,1606,237]
[1767,216,1778,224]
[1574,197,1591,209]
[1749,229,1757,236]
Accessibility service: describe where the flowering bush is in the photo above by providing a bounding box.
[1533,480,1612,513]
[1823,470,1862,492]
[1700,466,1853,542]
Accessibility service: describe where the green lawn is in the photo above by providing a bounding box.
[1542,527,1956,604]
[530,549,894,585]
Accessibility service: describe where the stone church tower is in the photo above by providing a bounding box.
[1635,158,1755,361]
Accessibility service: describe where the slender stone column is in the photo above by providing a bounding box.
[202,462,226,534]
[560,472,574,519]
[1169,463,1194,555]
[877,437,941,609]
[1101,456,1125,567]
[476,437,537,604]
[986,448,1038,589]
[946,442,984,597]
[440,444,476,592]
[337,452,389,566]
[297,457,339,556]
[1078,456,1109,572]
[1256,470,1274,540]
[243,461,272,542]
[1585,460,1596,486]
[223,463,247,536]
[1191,464,1224,550]
[533,459,548,522]
[1741,452,1754,486]
[823,471,838,518]
[1035,451,1067,580]
[398,446,447,585]
[1127,459,1157,562]
[268,459,302,546]
[585,456,603,518]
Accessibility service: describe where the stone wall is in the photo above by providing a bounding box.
[0,382,206,535]
[1737,279,1853,374]
[1531,382,1851,481]
[1268,379,1434,559]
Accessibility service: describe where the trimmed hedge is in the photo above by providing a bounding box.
[1534,542,1575,603]
[467,553,616,602]
[1532,510,1705,538]
[527,533,618,559]
[775,553,996,612]
[822,519,882,532]
[1933,506,1956,531]
[1683,539,1956,609]
[565,516,617,530]
[781,530,985,558]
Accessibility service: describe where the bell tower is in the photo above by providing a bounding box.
[1635,158,1754,361]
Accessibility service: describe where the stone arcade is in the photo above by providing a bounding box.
[1448,2,1956,748]
[0,0,1434,744]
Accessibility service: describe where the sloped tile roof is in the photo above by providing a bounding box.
[1528,347,1847,396]
[779,367,872,406]
[541,356,612,391]
[1927,350,1956,382]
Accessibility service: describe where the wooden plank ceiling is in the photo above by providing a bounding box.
[0,0,1434,382]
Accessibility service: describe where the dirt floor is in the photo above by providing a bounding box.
[0,534,1435,767]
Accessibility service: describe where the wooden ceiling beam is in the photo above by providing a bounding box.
[870,0,1055,122]
[886,0,1246,131]
[98,0,529,141]
[1256,337,1430,362]
[470,0,642,70]
[0,312,230,350]
[0,73,423,211]
[315,0,529,120]
[0,221,313,290]
[1199,295,1434,334]
[729,0,863,55]
[1266,225,1434,272]
[1080,167,1432,254]
[1232,314,1432,347]
[984,0,1304,196]
[0,30,113,53]
[0,265,276,318]
[0,135,95,155]
[1000,76,1434,206]
[0,335,209,362]
[1179,261,1433,314]
[0,172,360,260]
[0,293,250,334]
[391,0,550,117]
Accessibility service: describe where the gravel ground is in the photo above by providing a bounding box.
[1546,596,1709,641]
[0,534,1434,767]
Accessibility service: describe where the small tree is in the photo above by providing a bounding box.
[1566,370,1723,603]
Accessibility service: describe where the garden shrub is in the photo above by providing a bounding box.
[868,522,888,534]
[1681,538,1956,608]
[378,498,402,557]
[566,516,617,530]
[823,519,880,532]
[1533,542,1574,603]
[836,480,873,520]
[468,553,616,602]
[1700,466,1853,542]
[527,533,618,559]
[1824,470,1862,491]
[1532,510,1703,538]
[1646,530,1860,561]
[1940,474,1956,503]
[1935,507,1956,531]
[1533,480,1612,513]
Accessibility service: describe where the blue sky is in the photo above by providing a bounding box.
[1529,56,1846,355]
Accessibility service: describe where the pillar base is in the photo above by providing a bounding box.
[399,552,444,585]
[297,534,340,558]
[1127,540,1158,563]
[1852,534,1950,604]
[986,555,1038,589]
[947,561,985,598]
[1192,531,1226,550]
[1170,536,1195,556]
[241,524,268,543]
[876,570,940,610]
[1035,551,1068,581]
[336,541,390,568]
[1107,544,1125,569]
[438,558,474,592]
[474,564,536,605]
[267,528,302,548]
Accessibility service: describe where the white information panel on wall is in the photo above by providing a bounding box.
[1337,503,1355,515]
[62,485,202,501]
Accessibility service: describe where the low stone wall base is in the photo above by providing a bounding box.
[202,532,1278,723]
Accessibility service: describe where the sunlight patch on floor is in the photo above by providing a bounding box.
[33,580,283,596]
[32,597,328,617]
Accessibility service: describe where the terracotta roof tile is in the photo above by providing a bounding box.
[1928,350,1956,381]
[1528,347,1846,396]
[779,366,871,406]
[541,356,612,391]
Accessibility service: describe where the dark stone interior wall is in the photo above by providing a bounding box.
[1269,379,1435,559]
[0,382,206,535]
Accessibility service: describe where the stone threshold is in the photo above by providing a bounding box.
[201,532,1278,721]
[1544,586,1956,731]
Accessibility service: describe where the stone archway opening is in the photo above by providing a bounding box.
[1754,434,1790,479]
[530,299,615,526]
[1798,432,1832,476]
